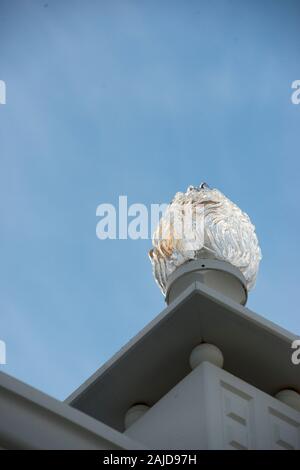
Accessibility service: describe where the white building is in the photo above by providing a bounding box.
[0,259,299,449]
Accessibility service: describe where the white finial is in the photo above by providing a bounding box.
[150,184,262,295]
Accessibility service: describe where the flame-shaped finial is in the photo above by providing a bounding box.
[149,184,262,296]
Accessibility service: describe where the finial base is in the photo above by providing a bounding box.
[165,259,247,305]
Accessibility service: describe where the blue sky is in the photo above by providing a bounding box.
[0,0,300,400]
